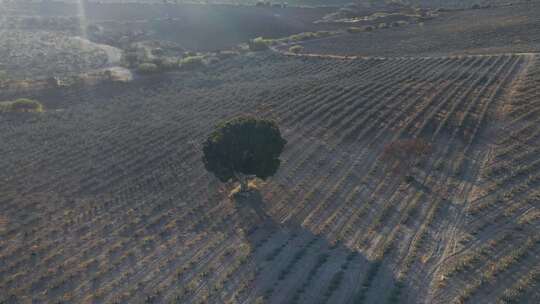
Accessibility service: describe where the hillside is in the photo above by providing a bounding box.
[288,2,540,57]
[1,0,540,303]
[1,50,538,303]
[71,0,540,9]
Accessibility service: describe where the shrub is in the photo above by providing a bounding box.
[11,98,43,112]
[381,138,432,176]
[288,33,315,41]
[347,27,363,34]
[205,56,220,66]
[248,37,271,51]
[287,31,333,42]
[216,50,239,59]
[151,48,165,56]
[0,98,44,113]
[392,20,409,27]
[137,63,159,74]
[289,45,304,54]
[123,52,140,68]
[247,31,334,52]
[179,56,205,70]
[158,58,181,71]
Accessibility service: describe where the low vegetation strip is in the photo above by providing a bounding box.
[0,98,43,113]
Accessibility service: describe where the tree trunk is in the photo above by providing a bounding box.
[235,172,249,193]
[239,176,248,193]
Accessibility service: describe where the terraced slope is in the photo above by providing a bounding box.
[0,52,536,303]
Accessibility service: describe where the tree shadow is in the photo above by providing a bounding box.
[225,189,402,304]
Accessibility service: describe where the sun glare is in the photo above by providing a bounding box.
[76,0,88,39]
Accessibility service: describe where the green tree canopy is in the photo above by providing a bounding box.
[202,116,286,191]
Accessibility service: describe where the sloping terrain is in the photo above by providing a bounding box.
[1,2,338,51]
[403,0,540,9]
[1,50,537,303]
[438,50,540,304]
[0,30,121,80]
[65,0,540,9]
[292,2,540,57]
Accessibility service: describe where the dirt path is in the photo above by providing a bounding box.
[423,53,536,304]
[270,41,540,61]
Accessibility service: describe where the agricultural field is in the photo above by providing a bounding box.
[444,48,540,304]
[1,48,538,303]
[292,2,540,57]
[4,1,539,81]
[2,0,540,303]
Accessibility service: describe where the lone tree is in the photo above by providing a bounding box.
[202,116,287,193]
